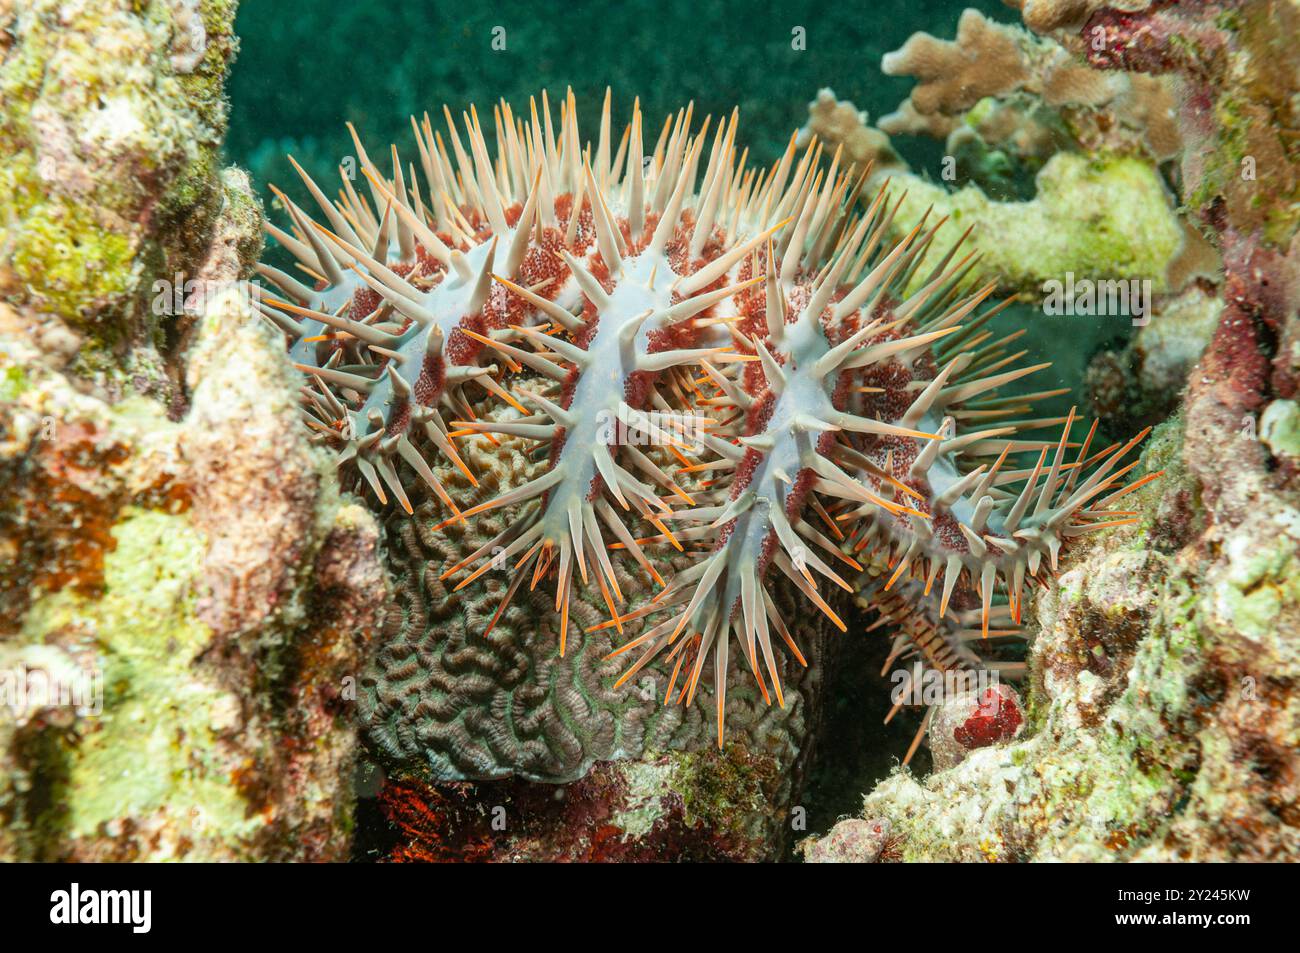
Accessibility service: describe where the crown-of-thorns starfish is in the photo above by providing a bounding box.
[256,89,1157,751]
[589,182,1150,744]
[433,104,800,654]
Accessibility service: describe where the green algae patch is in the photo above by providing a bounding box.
[0,365,29,403]
[1213,537,1300,642]
[1261,400,1300,460]
[21,508,258,852]
[1,156,141,320]
[0,0,240,328]
[884,153,1184,295]
[671,744,781,851]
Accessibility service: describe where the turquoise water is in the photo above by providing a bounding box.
[227,0,1009,194]
[226,0,1097,407]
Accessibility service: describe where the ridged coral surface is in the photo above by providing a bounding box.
[358,422,833,782]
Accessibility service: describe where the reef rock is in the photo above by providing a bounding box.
[370,745,797,862]
[806,0,1300,862]
[926,683,1025,773]
[0,0,380,861]
[801,816,892,863]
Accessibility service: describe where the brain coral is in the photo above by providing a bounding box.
[358,416,836,782]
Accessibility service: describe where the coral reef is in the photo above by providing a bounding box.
[1,282,384,860]
[1086,282,1223,432]
[796,6,1225,499]
[880,8,1180,166]
[802,99,1199,302]
[887,150,1186,293]
[808,0,1300,863]
[789,9,1213,311]
[0,0,239,389]
[884,8,1115,117]
[801,816,893,863]
[252,84,1162,870]
[1,0,378,861]
[799,89,903,172]
[3,0,1294,865]
[825,390,1297,860]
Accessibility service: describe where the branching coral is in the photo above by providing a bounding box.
[798,93,1198,302]
[799,90,903,172]
[880,9,1179,165]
